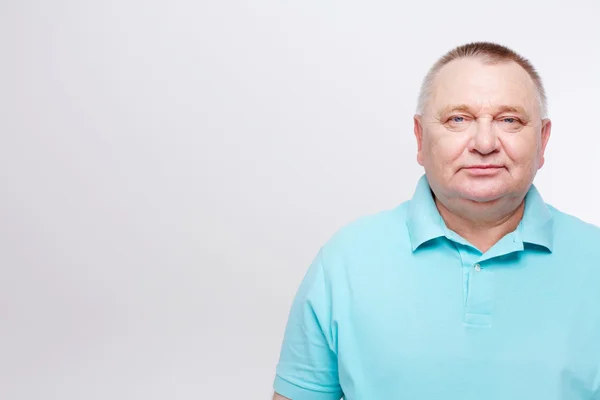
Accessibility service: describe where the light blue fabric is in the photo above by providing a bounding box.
[274,175,600,400]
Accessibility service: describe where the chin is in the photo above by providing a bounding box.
[462,192,504,203]
[456,183,507,203]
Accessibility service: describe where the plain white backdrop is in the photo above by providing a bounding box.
[2,1,600,399]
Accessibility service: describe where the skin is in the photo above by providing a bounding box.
[414,57,552,252]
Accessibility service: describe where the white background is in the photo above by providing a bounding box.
[2,1,599,399]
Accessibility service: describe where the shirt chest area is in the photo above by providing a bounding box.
[333,245,600,399]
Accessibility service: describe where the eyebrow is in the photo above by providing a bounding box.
[438,104,531,120]
[438,104,473,116]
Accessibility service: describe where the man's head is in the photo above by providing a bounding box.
[414,42,551,215]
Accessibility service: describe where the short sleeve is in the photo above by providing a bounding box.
[274,249,343,400]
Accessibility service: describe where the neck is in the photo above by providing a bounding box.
[434,196,525,253]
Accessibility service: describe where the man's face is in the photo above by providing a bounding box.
[414,57,551,205]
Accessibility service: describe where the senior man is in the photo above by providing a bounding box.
[272,42,600,400]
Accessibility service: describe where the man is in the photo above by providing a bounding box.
[272,42,600,399]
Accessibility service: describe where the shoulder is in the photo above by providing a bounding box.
[548,204,600,245]
[546,204,600,304]
[319,201,411,267]
[547,204,600,276]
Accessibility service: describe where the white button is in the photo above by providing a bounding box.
[474,264,481,272]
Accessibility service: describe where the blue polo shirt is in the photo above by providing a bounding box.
[274,175,600,400]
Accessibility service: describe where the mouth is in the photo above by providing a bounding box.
[463,165,504,176]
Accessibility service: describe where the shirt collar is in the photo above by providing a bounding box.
[406,174,554,252]
[406,175,446,251]
[518,183,554,252]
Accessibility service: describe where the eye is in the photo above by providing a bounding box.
[496,116,524,132]
[444,115,472,131]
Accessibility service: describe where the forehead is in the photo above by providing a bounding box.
[429,57,540,116]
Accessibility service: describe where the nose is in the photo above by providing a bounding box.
[469,117,500,155]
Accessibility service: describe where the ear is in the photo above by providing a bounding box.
[538,118,552,169]
[414,114,425,166]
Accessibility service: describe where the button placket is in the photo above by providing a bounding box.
[465,261,494,327]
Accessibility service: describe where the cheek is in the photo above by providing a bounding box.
[427,134,469,166]
[501,134,540,166]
